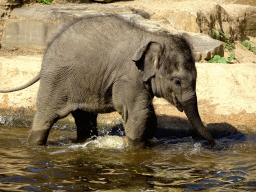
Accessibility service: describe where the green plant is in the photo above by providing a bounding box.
[227,53,235,62]
[208,55,227,63]
[223,42,236,51]
[37,0,53,4]
[208,53,235,64]
[212,28,235,51]
[223,42,232,51]
[241,41,256,55]
[212,28,230,41]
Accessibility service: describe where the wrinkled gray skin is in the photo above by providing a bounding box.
[0,15,215,147]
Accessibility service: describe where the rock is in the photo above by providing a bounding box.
[0,0,22,43]
[0,6,9,18]
[0,0,21,6]
[187,32,224,61]
[225,0,256,8]
[159,1,256,41]
[1,4,223,61]
[222,4,256,39]
[0,0,21,19]
[8,4,150,22]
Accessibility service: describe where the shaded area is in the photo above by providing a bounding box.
[109,115,244,148]
[156,115,238,139]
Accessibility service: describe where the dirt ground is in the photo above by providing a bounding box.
[223,37,256,64]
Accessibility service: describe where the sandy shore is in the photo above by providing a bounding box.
[0,55,256,132]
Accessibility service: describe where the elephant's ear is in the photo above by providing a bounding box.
[132,41,163,82]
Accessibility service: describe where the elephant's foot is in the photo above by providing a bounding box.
[28,129,50,145]
[75,129,98,144]
[75,136,96,143]
[124,136,150,148]
[75,137,88,143]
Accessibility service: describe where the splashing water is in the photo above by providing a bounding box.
[70,136,125,150]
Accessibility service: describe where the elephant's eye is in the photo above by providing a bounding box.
[173,78,181,86]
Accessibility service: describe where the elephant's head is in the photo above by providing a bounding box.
[132,36,215,147]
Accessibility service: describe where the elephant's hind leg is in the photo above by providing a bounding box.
[28,111,59,145]
[71,110,98,143]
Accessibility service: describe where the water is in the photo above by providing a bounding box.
[0,124,256,191]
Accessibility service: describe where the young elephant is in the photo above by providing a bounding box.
[0,14,215,147]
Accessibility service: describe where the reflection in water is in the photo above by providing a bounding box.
[0,125,256,191]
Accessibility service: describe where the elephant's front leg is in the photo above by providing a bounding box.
[71,110,98,143]
[113,78,157,147]
[113,88,157,147]
[123,103,157,147]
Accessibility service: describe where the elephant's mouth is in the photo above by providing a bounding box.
[172,92,183,112]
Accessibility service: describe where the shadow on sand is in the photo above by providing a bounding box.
[108,115,246,147]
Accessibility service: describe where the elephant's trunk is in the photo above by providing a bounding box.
[181,95,216,147]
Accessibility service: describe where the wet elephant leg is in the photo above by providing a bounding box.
[113,80,157,147]
[71,110,98,143]
[122,103,157,147]
[28,111,59,145]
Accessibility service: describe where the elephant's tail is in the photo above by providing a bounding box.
[0,73,40,93]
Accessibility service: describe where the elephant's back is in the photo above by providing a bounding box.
[47,14,148,50]
[43,15,142,69]
[38,16,139,110]
[41,15,149,86]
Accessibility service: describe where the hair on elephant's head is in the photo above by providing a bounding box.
[132,36,215,147]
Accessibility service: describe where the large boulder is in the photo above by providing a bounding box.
[186,32,224,61]
[157,1,256,41]
[222,4,256,39]
[225,0,256,7]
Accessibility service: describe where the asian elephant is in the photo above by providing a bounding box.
[0,14,216,147]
